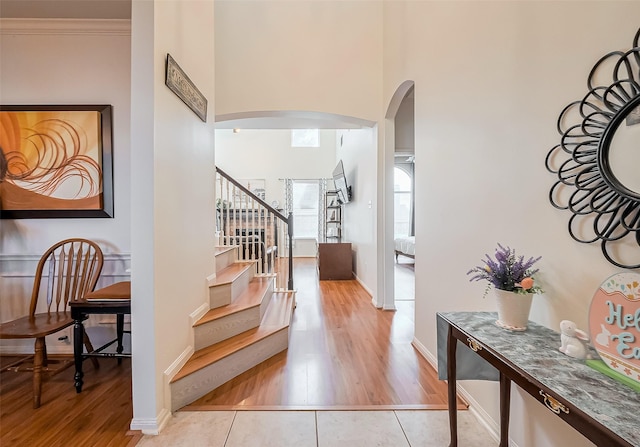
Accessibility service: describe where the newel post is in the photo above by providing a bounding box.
[287,212,294,290]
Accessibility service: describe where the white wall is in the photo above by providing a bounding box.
[215,0,383,124]
[337,129,378,297]
[216,128,340,257]
[215,128,338,207]
[383,2,640,446]
[0,19,132,352]
[130,0,215,433]
[0,20,131,254]
[215,0,384,299]
[4,1,636,443]
[395,94,414,154]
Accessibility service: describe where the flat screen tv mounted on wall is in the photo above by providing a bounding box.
[332,160,352,204]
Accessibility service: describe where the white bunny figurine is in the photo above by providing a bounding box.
[559,320,590,359]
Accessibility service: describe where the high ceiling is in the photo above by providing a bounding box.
[0,1,373,130]
[0,0,131,19]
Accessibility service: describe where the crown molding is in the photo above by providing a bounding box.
[0,18,131,36]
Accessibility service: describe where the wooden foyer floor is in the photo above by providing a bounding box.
[0,357,140,447]
[0,258,461,445]
[185,257,458,409]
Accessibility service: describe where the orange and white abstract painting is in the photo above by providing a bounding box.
[0,106,112,217]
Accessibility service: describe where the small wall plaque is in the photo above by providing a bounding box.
[165,54,207,122]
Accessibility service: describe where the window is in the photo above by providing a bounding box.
[394,167,412,237]
[292,180,320,238]
[291,129,319,147]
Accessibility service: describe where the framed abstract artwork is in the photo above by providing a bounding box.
[0,104,114,218]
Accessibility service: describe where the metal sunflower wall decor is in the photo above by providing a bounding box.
[546,28,640,269]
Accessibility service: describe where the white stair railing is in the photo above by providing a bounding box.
[215,167,294,291]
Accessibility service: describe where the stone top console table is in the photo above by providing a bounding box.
[437,311,639,447]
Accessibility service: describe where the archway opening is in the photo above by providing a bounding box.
[384,81,415,312]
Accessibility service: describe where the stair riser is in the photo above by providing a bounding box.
[209,265,255,309]
[194,310,260,351]
[215,247,237,273]
[170,328,289,411]
[194,282,275,351]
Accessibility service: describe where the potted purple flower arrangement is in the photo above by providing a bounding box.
[467,244,543,330]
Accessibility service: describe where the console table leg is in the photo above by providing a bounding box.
[73,318,84,393]
[447,325,458,447]
[499,372,511,447]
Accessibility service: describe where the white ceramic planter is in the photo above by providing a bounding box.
[494,289,533,331]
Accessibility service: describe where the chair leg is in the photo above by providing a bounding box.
[83,332,100,370]
[42,339,48,367]
[33,337,45,409]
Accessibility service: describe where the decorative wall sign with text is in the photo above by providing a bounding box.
[165,54,208,122]
[589,273,640,384]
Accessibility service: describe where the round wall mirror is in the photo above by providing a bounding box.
[546,29,640,269]
[600,96,640,200]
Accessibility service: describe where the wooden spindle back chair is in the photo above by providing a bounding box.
[0,238,104,408]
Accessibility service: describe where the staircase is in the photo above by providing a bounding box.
[215,166,294,291]
[169,245,296,411]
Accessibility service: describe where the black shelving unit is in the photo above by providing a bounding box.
[324,190,342,242]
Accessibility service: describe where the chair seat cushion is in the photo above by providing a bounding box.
[0,312,74,339]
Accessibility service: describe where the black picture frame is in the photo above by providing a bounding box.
[0,104,114,219]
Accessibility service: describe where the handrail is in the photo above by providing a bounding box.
[216,167,285,218]
[215,166,294,290]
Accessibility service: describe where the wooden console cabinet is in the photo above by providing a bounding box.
[317,242,352,280]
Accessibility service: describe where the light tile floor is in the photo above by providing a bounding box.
[137,410,496,446]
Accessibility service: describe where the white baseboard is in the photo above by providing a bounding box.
[353,274,381,309]
[411,337,436,367]
[0,339,73,355]
[466,398,503,445]
[0,331,74,355]
[163,345,195,414]
[190,303,209,326]
[206,272,217,286]
[353,274,395,310]
[164,345,194,381]
[0,345,73,355]
[353,273,382,309]
[130,407,172,435]
[354,274,373,297]
[411,337,503,445]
